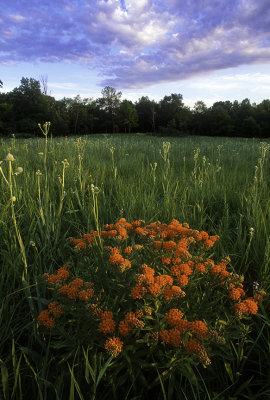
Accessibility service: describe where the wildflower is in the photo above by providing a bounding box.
[15,167,23,175]
[109,253,124,265]
[166,309,183,326]
[163,241,177,251]
[235,298,258,316]
[124,246,133,255]
[177,275,189,286]
[195,263,206,273]
[148,283,162,297]
[159,328,181,347]
[77,288,94,300]
[6,153,15,161]
[131,282,147,299]
[104,336,123,357]
[161,256,171,265]
[48,301,64,318]
[99,318,116,334]
[189,321,208,339]
[119,320,132,336]
[133,244,143,251]
[153,241,162,249]
[37,309,56,328]
[185,338,211,365]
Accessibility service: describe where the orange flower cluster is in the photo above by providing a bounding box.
[40,218,265,362]
[132,264,184,300]
[37,301,64,329]
[59,278,94,301]
[158,308,209,354]
[234,298,258,316]
[98,311,116,334]
[108,247,131,272]
[42,265,70,284]
[185,338,211,365]
[104,336,123,357]
[228,283,245,301]
[37,309,56,328]
[159,328,181,347]
[118,311,144,337]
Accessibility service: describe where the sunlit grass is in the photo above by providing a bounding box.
[0,133,269,399]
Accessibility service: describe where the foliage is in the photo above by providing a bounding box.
[1,77,270,137]
[0,134,270,399]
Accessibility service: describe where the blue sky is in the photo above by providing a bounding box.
[1,0,270,107]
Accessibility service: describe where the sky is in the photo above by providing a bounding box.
[0,0,270,107]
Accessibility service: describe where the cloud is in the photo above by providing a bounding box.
[0,0,270,88]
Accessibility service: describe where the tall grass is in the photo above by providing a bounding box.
[0,133,269,399]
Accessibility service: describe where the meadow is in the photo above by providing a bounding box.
[0,130,270,399]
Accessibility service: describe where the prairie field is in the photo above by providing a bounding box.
[0,133,270,400]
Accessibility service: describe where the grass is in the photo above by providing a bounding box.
[0,132,270,399]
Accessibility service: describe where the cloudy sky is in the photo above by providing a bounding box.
[1,0,270,107]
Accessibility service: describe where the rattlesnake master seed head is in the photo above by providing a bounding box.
[6,153,15,161]
[15,167,23,175]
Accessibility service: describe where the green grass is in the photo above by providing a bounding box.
[0,133,270,399]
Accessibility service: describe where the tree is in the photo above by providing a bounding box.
[39,74,49,96]
[0,80,3,88]
[135,96,158,132]
[99,86,122,133]
[159,94,183,127]
[118,100,138,133]
[208,105,233,136]
[7,77,50,134]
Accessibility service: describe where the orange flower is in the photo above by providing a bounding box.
[104,337,123,357]
[119,320,132,336]
[148,283,162,297]
[109,253,125,265]
[229,288,243,301]
[235,298,258,316]
[177,275,189,286]
[185,339,211,365]
[166,308,183,326]
[204,239,215,248]
[131,282,147,299]
[43,266,70,284]
[99,318,116,334]
[124,246,133,255]
[189,321,208,339]
[178,264,193,276]
[77,288,94,300]
[48,301,63,318]
[161,256,171,265]
[155,275,173,287]
[153,241,162,249]
[163,241,177,251]
[159,328,181,347]
[134,227,147,236]
[195,263,206,273]
[37,309,56,328]
[117,226,128,239]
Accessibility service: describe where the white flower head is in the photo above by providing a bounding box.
[6,153,15,161]
[15,167,23,175]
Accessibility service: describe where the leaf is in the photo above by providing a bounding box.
[0,359,9,400]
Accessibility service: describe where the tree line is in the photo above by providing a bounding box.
[0,77,269,138]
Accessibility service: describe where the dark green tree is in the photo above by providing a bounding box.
[135,96,157,132]
[118,100,138,133]
[98,86,122,133]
